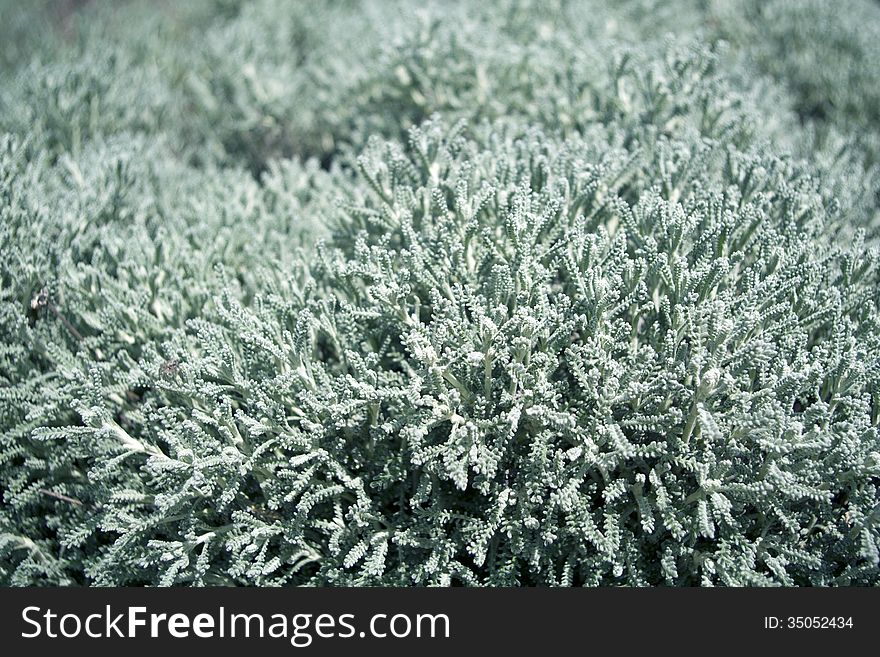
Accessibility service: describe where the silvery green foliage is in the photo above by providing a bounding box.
[712,0,880,144]
[707,0,880,238]
[1,0,879,586]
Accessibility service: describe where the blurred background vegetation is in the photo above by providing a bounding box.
[2,0,878,170]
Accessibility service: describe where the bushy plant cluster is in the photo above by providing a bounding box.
[1,0,878,586]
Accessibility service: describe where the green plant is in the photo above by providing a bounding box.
[0,0,878,587]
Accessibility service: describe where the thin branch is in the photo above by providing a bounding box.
[38,488,84,507]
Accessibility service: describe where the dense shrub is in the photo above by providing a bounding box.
[0,0,878,586]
